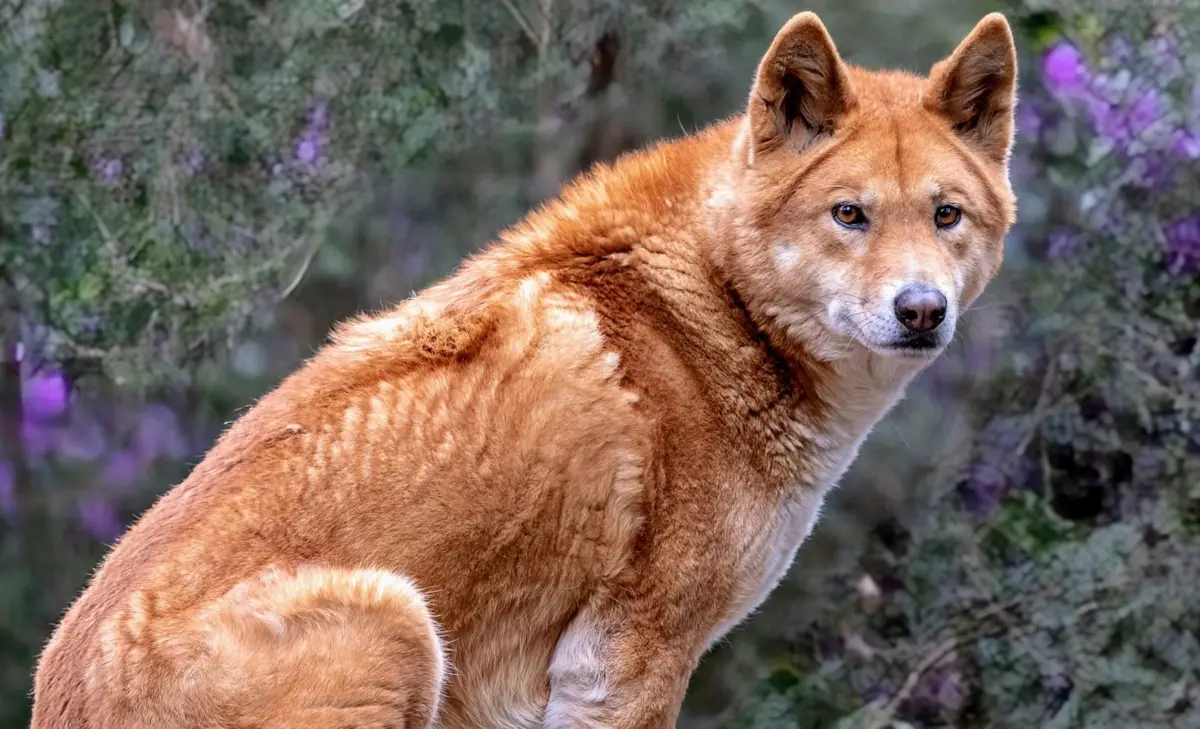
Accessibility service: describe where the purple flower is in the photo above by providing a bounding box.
[900,665,966,720]
[1171,129,1200,160]
[102,450,143,489]
[1017,100,1044,140]
[184,146,206,175]
[1163,214,1200,276]
[1075,72,1170,153]
[0,462,16,521]
[1045,673,1075,712]
[1108,37,1135,66]
[960,418,1029,516]
[56,417,107,461]
[293,131,323,165]
[136,403,187,460]
[19,419,57,457]
[292,101,332,167]
[1128,152,1174,191]
[94,157,124,185]
[1171,86,1200,157]
[1042,43,1089,97]
[307,100,330,131]
[931,669,966,713]
[77,497,123,542]
[1086,95,1136,149]
[23,369,69,419]
[960,469,1004,517]
[1145,33,1184,81]
[1046,229,1080,261]
[1127,89,1165,137]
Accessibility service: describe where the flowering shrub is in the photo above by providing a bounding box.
[0,0,752,388]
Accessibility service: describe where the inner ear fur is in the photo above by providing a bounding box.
[746,12,857,158]
[924,12,1019,166]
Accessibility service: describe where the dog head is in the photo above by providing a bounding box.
[717,12,1018,364]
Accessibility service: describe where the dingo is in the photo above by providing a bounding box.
[33,11,1017,729]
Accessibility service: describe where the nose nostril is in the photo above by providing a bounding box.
[894,286,948,333]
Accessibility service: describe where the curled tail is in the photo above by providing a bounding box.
[39,566,446,729]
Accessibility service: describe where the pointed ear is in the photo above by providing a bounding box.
[924,13,1019,166]
[745,12,856,159]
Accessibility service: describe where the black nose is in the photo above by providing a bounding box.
[893,285,948,332]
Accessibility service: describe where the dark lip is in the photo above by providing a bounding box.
[887,334,942,353]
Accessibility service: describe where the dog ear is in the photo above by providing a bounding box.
[745,12,857,160]
[924,13,1019,166]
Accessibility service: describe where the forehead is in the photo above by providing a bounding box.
[825,117,976,201]
[806,70,991,204]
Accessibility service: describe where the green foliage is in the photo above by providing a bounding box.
[0,0,757,388]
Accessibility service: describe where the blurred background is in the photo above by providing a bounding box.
[2,1,1199,726]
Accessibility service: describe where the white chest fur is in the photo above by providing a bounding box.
[705,487,827,651]
[705,351,921,650]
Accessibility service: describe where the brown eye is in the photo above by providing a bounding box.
[935,204,962,229]
[833,204,867,228]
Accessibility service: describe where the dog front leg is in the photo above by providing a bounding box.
[543,603,704,729]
